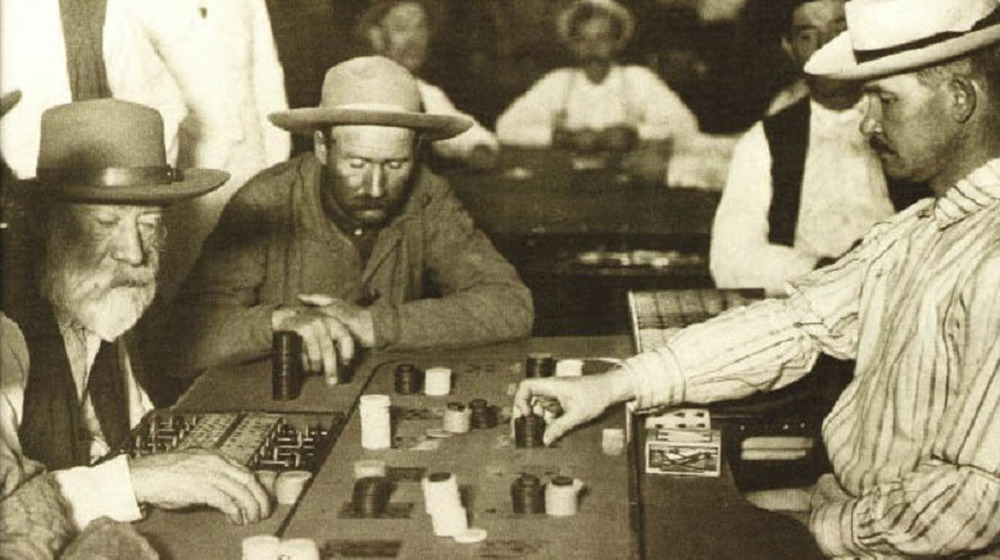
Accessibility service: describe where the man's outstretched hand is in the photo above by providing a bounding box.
[512,369,635,445]
[130,448,271,525]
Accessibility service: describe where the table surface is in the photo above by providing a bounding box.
[136,336,824,559]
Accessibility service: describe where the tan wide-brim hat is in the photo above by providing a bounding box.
[557,0,635,50]
[1,90,22,118]
[269,56,471,140]
[806,0,1000,80]
[34,99,228,204]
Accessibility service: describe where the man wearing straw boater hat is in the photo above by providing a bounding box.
[170,57,532,384]
[514,0,1000,556]
[1,99,271,530]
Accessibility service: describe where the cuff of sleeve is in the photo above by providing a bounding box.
[369,305,400,349]
[810,498,861,558]
[620,346,686,410]
[53,454,142,531]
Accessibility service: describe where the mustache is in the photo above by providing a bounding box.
[109,268,156,288]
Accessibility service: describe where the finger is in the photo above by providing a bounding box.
[298,324,324,374]
[315,325,339,386]
[207,454,272,521]
[205,466,265,524]
[298,293,336,307]
[196,482,243,523]
[513,381,541,417]
[324,317,355,365]
[542,410,586,446]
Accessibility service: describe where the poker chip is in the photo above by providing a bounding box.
[425,428,453,439]
[454,528,488,544]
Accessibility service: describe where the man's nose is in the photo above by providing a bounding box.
[365,165,386,198]
[859,95,882,136]
[110,223,146,266]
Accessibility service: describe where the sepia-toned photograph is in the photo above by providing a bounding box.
[1,0,998,558]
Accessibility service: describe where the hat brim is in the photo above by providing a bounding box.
[268,108,472,141]
[806,24,1000,80]
[34,168,230,204]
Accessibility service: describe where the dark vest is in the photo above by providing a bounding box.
[762,98,932,248]
[59,0,111,101]
[9,297,131,470]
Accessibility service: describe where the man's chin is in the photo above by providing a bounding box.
[354,209,390,226]
[72,286,155,341]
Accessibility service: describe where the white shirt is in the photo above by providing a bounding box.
[417,79,499,159]
[0,313,152,530]
[0,0,187,178]
[495,65,699,147]
[710,99,896,296]
[122,0,292,300]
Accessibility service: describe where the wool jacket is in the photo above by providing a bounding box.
[171,154,533,372]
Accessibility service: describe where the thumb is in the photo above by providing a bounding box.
[298,293,335,307]
[543,410,585,446]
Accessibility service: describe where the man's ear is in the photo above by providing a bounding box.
[780,36,795,63]
[368,27,385,53]
[946,75,978,123]
[314,130,329,164]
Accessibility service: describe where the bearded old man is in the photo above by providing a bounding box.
[0,99,271,530]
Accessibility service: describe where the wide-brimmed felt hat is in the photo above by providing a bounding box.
[33,99,228,204]
[806,0,1000,80]
[269,56,470,140]
[1,90,22,118]
[355,0,435,43]
[557,0,635,50]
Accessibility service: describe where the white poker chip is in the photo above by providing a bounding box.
[425,428,453,439]
[454,528,488,544]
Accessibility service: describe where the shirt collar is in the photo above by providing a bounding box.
[931,158,1000,228]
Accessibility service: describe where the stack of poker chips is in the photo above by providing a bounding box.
[421,472,468,536]
[514,413,546,448]
[544,476,584,516]
[510,473,546,514]
[360,395,392,450]
[525,353,556,378]
[442,403,472,434]
[469,399,497,429]
[394,364,424,394]
[272,332,303,401]
[352,476,392,517]
[242,536,320,560]
[423,366,452,396]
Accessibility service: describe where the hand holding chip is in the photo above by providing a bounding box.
[512,370,636,445]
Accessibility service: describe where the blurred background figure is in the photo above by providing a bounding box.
[123,0,292,300]
[709,0,902,296]
[0,0,186,180]
[495,0,699,172]
[358,0,500,170]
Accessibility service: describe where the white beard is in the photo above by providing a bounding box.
[42,258,157,342]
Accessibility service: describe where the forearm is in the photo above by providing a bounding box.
[370,283,532,350]
[622,298,823,410]
[811,464,1000,557]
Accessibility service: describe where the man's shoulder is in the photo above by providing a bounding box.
[233,154,316,207]
[406,167,459,209]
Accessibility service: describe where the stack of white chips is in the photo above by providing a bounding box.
[360,394,392,450]
[353,459,388,479]
[442,405,472,434]
[421,472,468,537]
[275,470,312,505]
[424,367,452,396]
[544,477,585,516]
[554,359,584,377]
[242,536,320,560]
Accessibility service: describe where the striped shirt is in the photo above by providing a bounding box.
[624,158,1000,558]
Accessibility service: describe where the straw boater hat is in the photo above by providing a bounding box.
[269,56,471,140]
[34,99,228,204]
[806,0,1000,80]
[557,0,635,50]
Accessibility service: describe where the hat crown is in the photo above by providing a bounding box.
[320,56,422,115]
[846,0,998,51]
[37,99,167,173]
